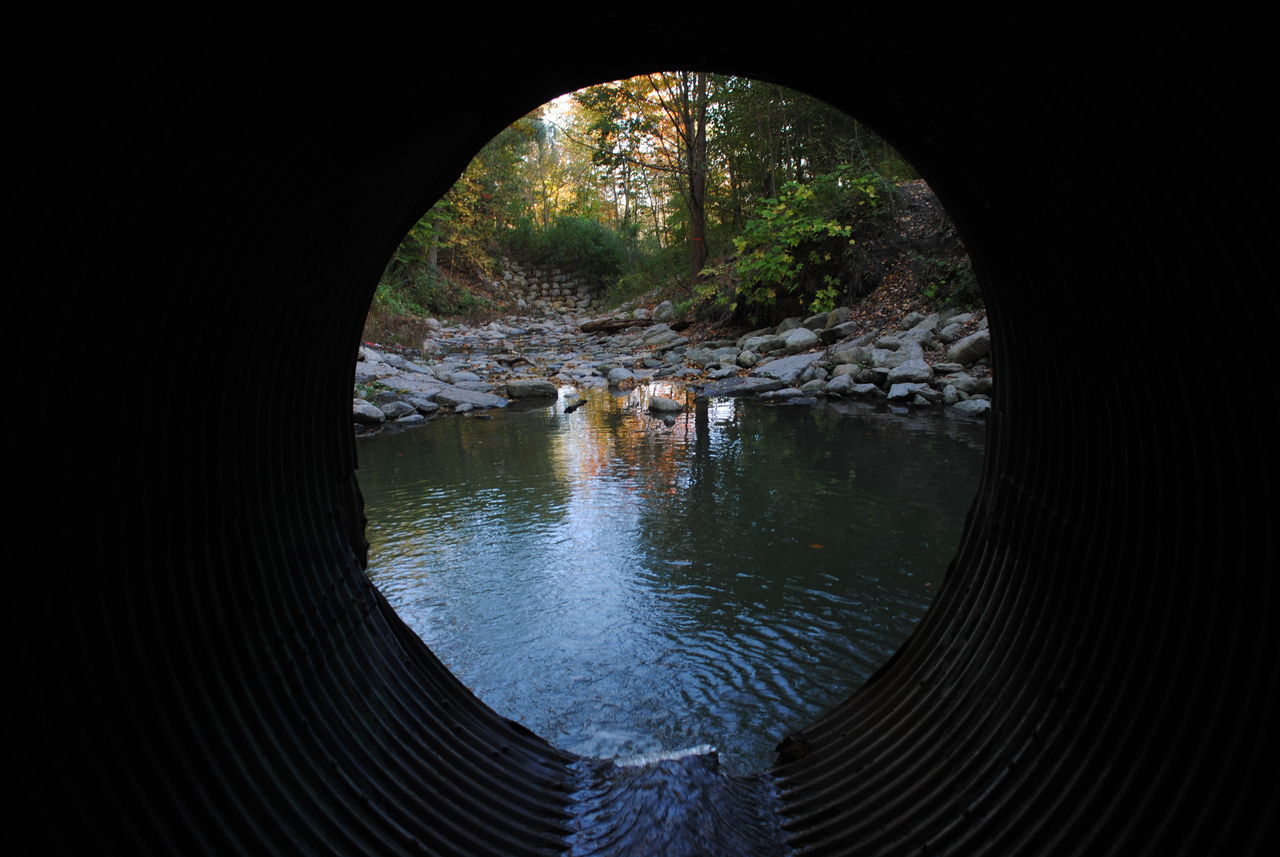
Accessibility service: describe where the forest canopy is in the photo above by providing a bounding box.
[371,72,973,331]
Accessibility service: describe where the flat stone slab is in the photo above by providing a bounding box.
[431,385,509,409]
[505,379,559,398]
[695,376,786,397]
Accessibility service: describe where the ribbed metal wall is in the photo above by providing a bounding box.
[11,11,1275,856]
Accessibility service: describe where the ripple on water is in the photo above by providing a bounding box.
[357,382,985,775]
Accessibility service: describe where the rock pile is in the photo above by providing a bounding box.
[353,302,992,431]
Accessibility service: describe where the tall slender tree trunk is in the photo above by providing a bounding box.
[682,72,709,277]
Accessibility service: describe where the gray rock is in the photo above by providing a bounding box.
[899,328,935,346]
[607,367,635,385]
[696,376,786,397]
[900,311,926,329]
[826,306,852,327]
[888,382,937,402]
[433,387,509,409]
[736,327,775,348]
[751,351,822,385]
[781,326,820,353]
[819,321,860,344]
[383,354,435,375]
[683,347,718,367]
[652,300,675,322]
[447,370,483,384]
[886,359,935,384]
[648,396,684,413]
[760,387,805,400]
[800,379,827,393]
[870,339,925,369]
[353,399,386,424]
[849,383,886,399]
[946,329,991,365]
[708,365,737,379]
[406,396,440,414]
[802,313,829,331]
[645,330,685,348]
[394,413,426,424]
[775,317,803,334]
[824,374,857,395]
[353,360,399,383]
[741,334,786,354]
[505,379,559,398]
[736,350,759,368]
[937,323,965,343]
[909,312,940,333]
[937,372,981,394]
[952,398,992,417]
[829,346,868,365]
[379,400,417,420]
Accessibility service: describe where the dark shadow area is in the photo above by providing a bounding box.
[12,11,1276,856]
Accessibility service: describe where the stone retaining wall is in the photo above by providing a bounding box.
[485,256,605,314]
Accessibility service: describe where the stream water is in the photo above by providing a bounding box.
[355,382,985,783]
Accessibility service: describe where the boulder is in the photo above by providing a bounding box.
[819,321,860,344]
[505,379,559,398]
[607,367,635,385]
[760,387,806,400]
[695,376,786,397]
[828,345,868,365]
[751,351,823,385]
[652,300,675,322]
[824,374,858,395]
[890,383,942,404]
[899,311,926,329]
[946,329,991,365]
[952,398,992,417]
[353,399,386,424]
[740,334,786,354]
[379,400,417,420]
[781,326,820,353]
[648,396,684,413]
[826,306,852,327]
[775,317,803,334]
[886,359,935,384]
[433,387,509,409]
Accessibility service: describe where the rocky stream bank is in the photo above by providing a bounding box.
[354,292,992,431]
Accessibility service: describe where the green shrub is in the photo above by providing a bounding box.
[728,165,892,319]
[502,215,626,285]
[915,254,981,308]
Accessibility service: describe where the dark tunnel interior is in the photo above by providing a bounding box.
[10,10,1277,856]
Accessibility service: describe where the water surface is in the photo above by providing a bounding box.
[356,383,985,775]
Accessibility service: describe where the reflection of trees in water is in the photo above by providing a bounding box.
[631,404,986,634]
[357,412,572,556]
[558,384,700,502]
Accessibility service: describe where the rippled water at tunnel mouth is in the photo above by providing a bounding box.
[355,381,985,777]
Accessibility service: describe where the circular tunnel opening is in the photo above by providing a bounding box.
[351,72,991,780]
[19,17,1273,856]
